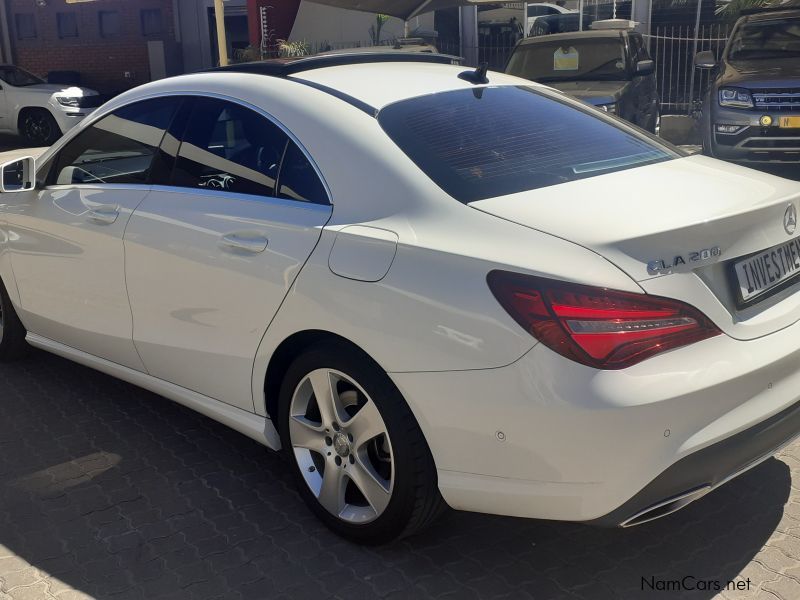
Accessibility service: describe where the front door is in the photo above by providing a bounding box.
[124,97,332,410]
[5,97,182,368]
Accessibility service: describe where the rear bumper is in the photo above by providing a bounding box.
[390,313,800,523]
[590,397,800,527]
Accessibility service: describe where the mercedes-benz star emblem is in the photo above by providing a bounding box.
[785,204,797,236]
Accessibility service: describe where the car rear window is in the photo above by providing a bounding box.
[378,86,676,203]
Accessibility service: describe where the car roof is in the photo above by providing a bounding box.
[212,52,460,77]
[291,62,529,110]
[516,29,627,45]
[210,54,532,112]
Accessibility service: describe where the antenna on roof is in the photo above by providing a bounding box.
[458,62,489,85]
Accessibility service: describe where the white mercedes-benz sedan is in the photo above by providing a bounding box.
[1,53,800,544]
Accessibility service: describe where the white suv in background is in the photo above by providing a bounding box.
[0,65,101,145]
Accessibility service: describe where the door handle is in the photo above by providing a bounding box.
[87,205,119,224]
[219,232,269,253]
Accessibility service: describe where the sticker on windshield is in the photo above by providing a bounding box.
[553,47,579,71]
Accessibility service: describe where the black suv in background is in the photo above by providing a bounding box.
[505,28,660,132]
[695,1,800,163]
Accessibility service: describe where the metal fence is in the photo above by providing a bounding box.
[258,20,732,117]
[645,23,731,114]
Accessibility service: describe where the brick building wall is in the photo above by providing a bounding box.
[7,0,177,95]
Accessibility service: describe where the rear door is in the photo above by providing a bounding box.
[124,96,332,411]
[5,97,181,368]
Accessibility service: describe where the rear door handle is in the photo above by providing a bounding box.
[219,232,269,254]
[87,205,119,224]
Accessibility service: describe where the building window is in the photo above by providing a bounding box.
[99,10,121,37]
[140,9,163,36]
[14,13,36,40]
[57,13,79,38]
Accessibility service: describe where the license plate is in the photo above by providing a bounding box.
[734,237,800,304]
[778,116,800,129]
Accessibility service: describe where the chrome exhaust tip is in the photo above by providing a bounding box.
[620,485,712,528]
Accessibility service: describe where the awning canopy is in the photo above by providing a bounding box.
[307,0,502,21]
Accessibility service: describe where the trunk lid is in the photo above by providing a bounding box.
[471,154,800,340]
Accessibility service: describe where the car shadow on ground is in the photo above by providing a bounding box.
[0,351,793,599]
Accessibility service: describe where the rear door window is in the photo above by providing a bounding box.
[378,86,677,203]
[170,98,289,197]
[629,34,648,61]
[277,142,329,205]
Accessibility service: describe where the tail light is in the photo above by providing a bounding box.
[487,271,721,370]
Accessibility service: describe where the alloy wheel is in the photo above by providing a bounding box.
[289,368,394,524]
[24,114,52,144]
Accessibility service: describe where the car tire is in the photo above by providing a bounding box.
[277,341,445,544]
[19,109,60,146]
[0,278,30,361]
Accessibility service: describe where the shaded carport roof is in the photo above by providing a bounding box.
[307,0,499,21]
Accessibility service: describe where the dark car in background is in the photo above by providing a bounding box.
[695,2,800,163]
[528,11,594,36]
[505,27,660,132]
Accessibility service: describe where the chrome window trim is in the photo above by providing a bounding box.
[40,90,334,206]
[147,184,334,213]
[44,183,153,192]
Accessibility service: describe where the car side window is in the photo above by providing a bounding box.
[277,141,329,205]
[629,35,649,62]
[170,98,288,197]
[50,97,179,186]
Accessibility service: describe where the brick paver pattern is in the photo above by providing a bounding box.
[1,352,799,599]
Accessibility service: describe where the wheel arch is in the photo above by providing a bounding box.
[263,329,383,423]
[17,106,61,139]
[17,106,51,127]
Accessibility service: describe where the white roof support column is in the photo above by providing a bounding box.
[459,5,478,66]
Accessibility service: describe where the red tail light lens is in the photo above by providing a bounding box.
[487,270,721,369]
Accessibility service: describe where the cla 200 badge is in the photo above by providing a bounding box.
[647,247,722,275]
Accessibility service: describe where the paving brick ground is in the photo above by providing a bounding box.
[1,351,800,600]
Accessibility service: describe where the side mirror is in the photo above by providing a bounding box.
[694,51,717,69]
[635,59,654,76]
[0,156,35,193]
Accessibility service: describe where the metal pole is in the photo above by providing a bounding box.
[460,6,478,66]
[687,0,702,115]
[213,0,229,67]
[523,2,528,37]
[579,0,584,31]
[0,0,12,64]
